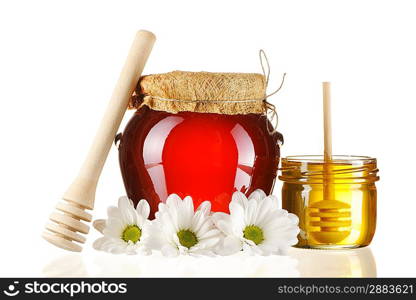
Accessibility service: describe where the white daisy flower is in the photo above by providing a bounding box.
[93,196,152,255]
[150,194,223,257]
[213,190,300,256]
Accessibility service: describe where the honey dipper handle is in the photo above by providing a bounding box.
[322,81,334,201]
[322,82,332,161]
[63,30,156,209]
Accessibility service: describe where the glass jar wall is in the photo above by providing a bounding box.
[118,107,283,218]
[279,155,379,249]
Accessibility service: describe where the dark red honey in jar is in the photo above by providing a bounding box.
[118,106,283,218]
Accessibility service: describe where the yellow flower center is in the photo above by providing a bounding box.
[243,225,264,245]
[122,225,142,243]
[177,229,198,248]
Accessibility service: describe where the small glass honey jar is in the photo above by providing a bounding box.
[279,155,379,249]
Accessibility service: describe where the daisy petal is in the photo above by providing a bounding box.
[212,212,233,235]
[179,196,194,229]
[190,249,215,257]
[231,192,249,210]
[191,210,206,233]
[161,244,179,257]
[93,237,109,251]
[136,199,150,220]
[93,219,106,234]
[196,201,211,215]
[248,189,267,202]
[118,196,137,225]
[215,236,243,256]
[245,198,258,225]
[229,201,245,220]
[288,213,299,225]
[166,194,182,210]
[265,195,280,209]
[254,197,273,226]
[199,229,222,240]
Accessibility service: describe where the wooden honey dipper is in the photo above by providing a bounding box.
[42,30,156,252]
[308,82,351,244]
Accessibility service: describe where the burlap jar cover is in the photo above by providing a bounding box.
[129,71,275,115]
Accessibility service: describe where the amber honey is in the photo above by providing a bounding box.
[279,155,379,249]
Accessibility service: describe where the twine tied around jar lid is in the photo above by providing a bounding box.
[259,49,286,131]
[129,50,286,131]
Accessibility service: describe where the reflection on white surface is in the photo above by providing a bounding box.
[92,254,143,277]
[289,247,376,277]
[42,247,376,277]
[130,253,297,277]
[42,254,88,277]
[43,252,299,277]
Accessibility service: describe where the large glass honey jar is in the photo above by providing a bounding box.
[279,155,379,249]
[118,71,283,218]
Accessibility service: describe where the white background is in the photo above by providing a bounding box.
[0,0,415,277]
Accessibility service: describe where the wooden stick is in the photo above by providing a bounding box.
[322,81,334,201]
[64,30,156,209]
[43,30,156,252]
[323,81,332,161]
